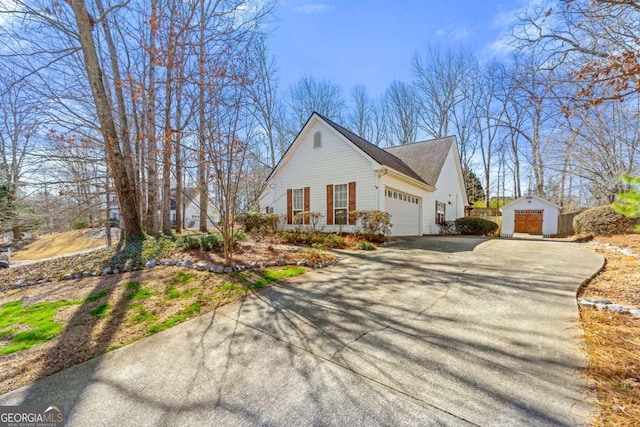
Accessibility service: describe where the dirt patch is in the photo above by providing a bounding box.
[579,234,640,426]
[11,229,114,260]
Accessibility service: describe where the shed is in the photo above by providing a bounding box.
[499,195,561,238]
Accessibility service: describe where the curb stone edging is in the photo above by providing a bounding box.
[2,255,342,292]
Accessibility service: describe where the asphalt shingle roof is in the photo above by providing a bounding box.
[315,112,454,188]
[384,137,455,187]
[315,113,428,185]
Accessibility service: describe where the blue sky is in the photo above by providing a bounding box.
[269,0,524,99]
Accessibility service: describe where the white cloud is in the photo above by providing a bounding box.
[451,26,471,40]
[296,3,330,14]
[435,28,445,37]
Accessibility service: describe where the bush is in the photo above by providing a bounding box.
[573,205,638,236]
[236,212,278,233]
[350,210,392,237]
[280,230,346,249]
[355,241,377,251]
[70,217,89,230]
[176,233,223,251]
[437,220,456,235]
[454,217,498,235]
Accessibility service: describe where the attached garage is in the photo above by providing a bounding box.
[500,196,561,238]
[385,188,421,236]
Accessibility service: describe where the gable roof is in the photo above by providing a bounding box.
[315,112,428,184]
[384,136,455,187]
[500,195,562,211]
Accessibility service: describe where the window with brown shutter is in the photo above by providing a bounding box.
[326,185,333,225]
[303,187,310,225]
[348,181,356,225]
[286,189,293,224]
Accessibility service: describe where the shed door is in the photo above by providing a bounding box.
[514,210,543,234]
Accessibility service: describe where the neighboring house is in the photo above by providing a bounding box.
[500,195,561,238]
[258,112,468,236]
[172,188,220,229]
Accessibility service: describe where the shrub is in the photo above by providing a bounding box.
[236,212,278,233]
[355,241,377,251]
[293,211,323,231]
[454,217,498,235]
[437,220,456,235]
[280,230,346,249]
[350,210,392,237]
[70,217,89,230]
[573,205,638,236]
[176,233,223,251]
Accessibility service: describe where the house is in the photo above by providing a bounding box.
[171,188,220,229]
[258,112,468,236]
[499,195,561,238]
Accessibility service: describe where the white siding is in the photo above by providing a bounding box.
[262,118,379,232]
[423,146,467,234]
[500,196,560,237]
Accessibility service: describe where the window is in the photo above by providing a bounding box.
[293,188,304,223]
[334,184,348,225]
[436,201,446,225]
[313,131,322,149]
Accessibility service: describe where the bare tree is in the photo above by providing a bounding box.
[383,81,419,146]
[517,0,640,105]
[288,76,345,129]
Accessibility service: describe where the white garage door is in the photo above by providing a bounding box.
[385,189,420,236]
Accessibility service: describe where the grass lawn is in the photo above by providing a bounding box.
[0,265,306,395]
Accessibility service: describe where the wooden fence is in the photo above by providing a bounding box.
[557,211,584,235]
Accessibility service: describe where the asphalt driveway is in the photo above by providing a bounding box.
[0,237,604,426]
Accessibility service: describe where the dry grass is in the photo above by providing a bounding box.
[580,308,640,426]
[12,229,108,260]
[579,234,640,426]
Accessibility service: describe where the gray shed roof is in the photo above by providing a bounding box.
[384,136,455,187]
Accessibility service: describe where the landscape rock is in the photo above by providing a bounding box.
[223,266,234,274]
[276,259,285,266]
[102,267,112,276]
[82,271,90,277]
[145,260,158,268]
[27,281,36,286]
[63,274,73,280]
[168,259,178,266]
[195,263,207,271]
[0,286,6,292]
[183,260,193,268]
[11,281,25,289]
[213,265,224,273]
[73,273,80,279]
[607,304,629,313]
[113,269,120,275]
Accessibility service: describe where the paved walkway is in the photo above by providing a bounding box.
[0,237,604,426]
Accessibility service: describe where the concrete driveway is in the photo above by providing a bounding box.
[0,237,604,426]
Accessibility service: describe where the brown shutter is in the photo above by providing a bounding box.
[303,187,310,225]
[326,185,333,225]
[265,206,269,213]
[286,189,292,225]
[348,181,356,225]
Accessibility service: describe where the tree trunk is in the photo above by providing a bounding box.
[68,0,142,239]
[145,0,159,236]
[197,0,207,233]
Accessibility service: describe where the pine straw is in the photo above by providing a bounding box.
[579,235,640,426]
[580,308,640,426]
